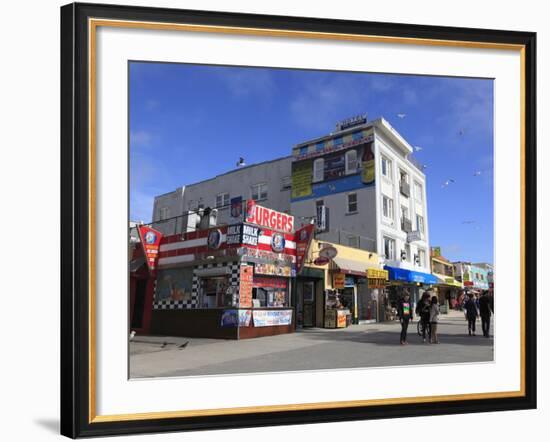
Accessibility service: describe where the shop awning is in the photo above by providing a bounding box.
[332,256,377,277]
[433,273,462,287]
[384,266,437,284]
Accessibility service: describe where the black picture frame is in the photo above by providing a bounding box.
[61,2,537,438]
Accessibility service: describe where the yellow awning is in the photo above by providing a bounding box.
[434,273,462,287]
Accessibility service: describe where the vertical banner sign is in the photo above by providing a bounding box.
[137,225,163,273]
[295,224,315,275]
[333,273,346,289]
[239,264,253,308]
[361,142,375,185]
[316,205,329,233]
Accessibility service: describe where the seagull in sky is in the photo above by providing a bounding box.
[473,170,483,176]
[414,145,423,152]
[441,179,455,188]
[459,128,466,136]
[236,157,246,167]
[397,113,406,119]
[461,220,476,224]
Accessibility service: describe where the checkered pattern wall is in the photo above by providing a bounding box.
[153,261,240,310]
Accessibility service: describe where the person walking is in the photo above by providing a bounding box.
[430,295,440,344]
[416,292,432,343]
[397,290,413,345]
[464,292,479,336]
[478,290,493,337]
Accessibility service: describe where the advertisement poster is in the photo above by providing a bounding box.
[137,225,163,273]
[291,160,313,199]
[156,267,194,301]
[361,141,375,185]
[253,310,293,327]
[220,310,238,327]
[230,196,243,222]
[238,309,252,327]
[239,264,253,307]
[254,263,292,277]
[295,224,315,274]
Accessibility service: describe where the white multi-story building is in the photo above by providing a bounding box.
[290,116,433,300]
[151,156,292,234]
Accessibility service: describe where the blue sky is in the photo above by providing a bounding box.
[130,62,493,263]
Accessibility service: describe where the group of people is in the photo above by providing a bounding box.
[396,289,493,345]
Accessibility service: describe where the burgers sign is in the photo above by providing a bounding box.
[246,200,295,233]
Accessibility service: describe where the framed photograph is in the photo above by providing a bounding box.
[60,2,536,438]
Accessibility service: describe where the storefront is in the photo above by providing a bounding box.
[384,266,437,313]
[145,203,298,339]
[433,275,462,313]
[300,241,386,327]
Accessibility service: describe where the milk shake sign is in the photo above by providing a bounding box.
[246,200,295,233]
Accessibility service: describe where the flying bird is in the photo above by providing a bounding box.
[129,331,136,341]
[397,113,407,119]
[441,179,455,188]
[236,157,246,167]
[462,220,476,224]
[414,146,423,152]
[473,170,482,176]
[459,128,466,136]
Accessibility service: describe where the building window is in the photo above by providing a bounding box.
[382,195,394,220]
[352,131,363,141]
[383,236,396,260]
[381,156,392,180]
[345,149,358,174]
[414,181,423,202]
[347,193,358,213]
[299,146,308,155]
[416,214,425,234]
[216,192,230,208]
[281,176,292,190]
[316,199,324,208]
[348,235,359,248]
[316,141,325,151]
[159,207,169,221]
[405,243,411,261]
[313,158,324,183]
[333,136,343,147]
[251,183,268,201]
[418,249,426,267]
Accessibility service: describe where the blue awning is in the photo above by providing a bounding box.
[384,266,438,284]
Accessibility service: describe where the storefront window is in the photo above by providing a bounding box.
[252,287,288,307]
[199,276,232,308]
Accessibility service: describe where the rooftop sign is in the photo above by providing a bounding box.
[336,113,368,131]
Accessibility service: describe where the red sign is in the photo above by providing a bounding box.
[252,276,288,289]
[137,225,163,273]
[295,224,315,274]
[239,264,253,308]
[246,200,295,233]
[313,256,330,266]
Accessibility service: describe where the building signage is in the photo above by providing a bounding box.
[361,141,375,185]
[432,246,442,257]
[137,225,163,273]
[294,134,374,162]
[254,263,292,277]
[407,230,422,243]
[333,272,345,289]
[295,224,315,274]
[367,268,388,280]
[291,160,313,199]
[246,200,295,233]
[239,264,253,308]
[313,256,330,266]
[207,229,223,249]
[252,276,288,289]
[220,310,239,327]
[239,247,296,265]
[238,309,252,327]
[226,223,259,246]
[271,233,286,253]
[316,205,329,233]
[336,113,368,131]
[253,310,293,327]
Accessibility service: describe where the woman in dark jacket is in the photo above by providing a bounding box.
[464,292,479,336]
[397,290,413,345]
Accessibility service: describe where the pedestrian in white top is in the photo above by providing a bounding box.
[429,295,440,344]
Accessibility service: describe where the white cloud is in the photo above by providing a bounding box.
[215,68,276,98]
[130,130,153,148]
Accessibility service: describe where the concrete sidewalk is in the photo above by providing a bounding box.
[130,311,494,379]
